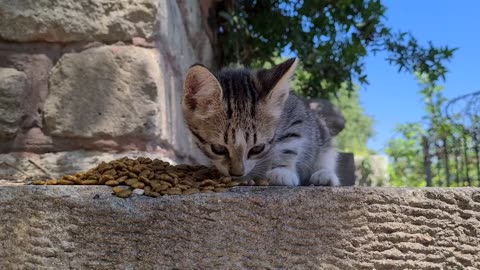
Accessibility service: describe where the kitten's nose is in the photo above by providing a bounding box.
[229,157,245,177]
[229,167,244,177]
[229,171,244,177]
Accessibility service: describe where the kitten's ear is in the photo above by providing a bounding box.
[256,58,298,115]
[182,64,223,117]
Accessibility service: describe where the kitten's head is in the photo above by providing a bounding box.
[182,58,298,177]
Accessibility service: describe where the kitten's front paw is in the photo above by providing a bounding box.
[309,169,340,186]
[266,168,300,186]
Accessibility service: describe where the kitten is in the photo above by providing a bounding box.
[182,58,339,186]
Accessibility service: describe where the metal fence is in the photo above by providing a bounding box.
[423,91,480,187]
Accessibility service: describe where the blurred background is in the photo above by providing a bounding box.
[0,0,478,187]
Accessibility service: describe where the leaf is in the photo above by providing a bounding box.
[216,0,457,100]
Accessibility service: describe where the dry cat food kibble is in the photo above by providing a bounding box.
[31,157,270,198]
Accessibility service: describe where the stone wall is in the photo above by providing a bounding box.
[355,154,390,187]
[0,1,216,179]
[0,0,354,184]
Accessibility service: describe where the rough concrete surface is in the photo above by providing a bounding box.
[0,186,479,269]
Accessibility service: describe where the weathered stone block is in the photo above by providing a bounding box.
[0,44,59,129]
[0,0,159,42]
[44,45,162,139]
[139,0,217,71]
[156,1,198,73]
[0,186,478,269]
[355,155,390,186]
[0,68,27,139]
[338,152,355,185]
[177,0,215,67]
[0,1,214,162]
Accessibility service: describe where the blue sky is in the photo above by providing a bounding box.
[362,1,479,153]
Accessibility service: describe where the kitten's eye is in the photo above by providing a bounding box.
[248,144,265,156]
[211,144,228,156]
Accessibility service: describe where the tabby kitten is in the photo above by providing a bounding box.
[182,58,339,186]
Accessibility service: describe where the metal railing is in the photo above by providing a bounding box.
[423,91,480,186]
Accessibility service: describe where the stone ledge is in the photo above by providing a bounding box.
[1,186,479,269]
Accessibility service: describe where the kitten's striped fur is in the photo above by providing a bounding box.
[182,58,339,186]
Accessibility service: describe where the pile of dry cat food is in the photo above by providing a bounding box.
[31,157,269,198]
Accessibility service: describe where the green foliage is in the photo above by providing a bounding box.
[217,0,456,98]
[385,123,425,187]
[386,75,479,187]
[385,74,444,187]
